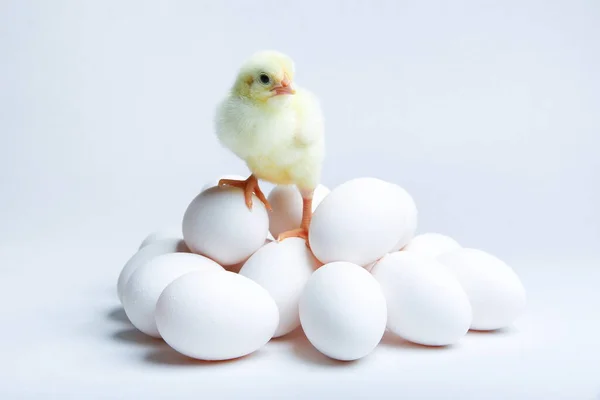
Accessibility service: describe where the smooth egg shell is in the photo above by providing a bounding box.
[308,177,413,266]
[437,248,526,331]
[156,271,279,360]
[390,186,418,251]
[117,238,189,303]
[224,238,274,273]
[299,261,387,361]
[402,233,461,258]
[138,228,182,250]
[267,184,330,239]
[122,253,223,338]
[239,238,319,337]
[371,252,471,346]
[182,186,269,266]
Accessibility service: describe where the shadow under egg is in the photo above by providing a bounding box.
[468,326,517,336]
[289,331,356,367]
[379,331,456,351]
[107,306,131,325]
[143,346,264,367]
[111,328,165,347]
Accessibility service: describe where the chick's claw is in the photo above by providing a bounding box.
[277,228,310,248]
[218,176,272,211]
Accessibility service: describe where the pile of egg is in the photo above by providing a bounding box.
[117,176,526,361]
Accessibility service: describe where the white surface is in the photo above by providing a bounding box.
[116,238,189,303]
[402,232,462,257]
[299,262,387,361]
[122,253,223,337]
[239,238,319,338]
[1,237,598,399]
[438,248,528,331]
[182,186,269,266]
[391,186,419,251]
[267,184,330,239]
[371,252,472,346]
[138,229,182,250]
[1,0,599,397]
[309,178,411,266]
[155,271,279,361]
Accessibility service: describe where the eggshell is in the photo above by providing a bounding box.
[371,252,471,346]
[138,228,182,249]
[155,271,279,360]
[308,177,413,266]
[222,238,273,273]
[239,238,319,337]
[402,233,461,258]
[122,253,223,338]
[201,174,246,191]
[299,261,387,361]
[267,184,330,239]
[116,238,189,303]
[391,187,419,251]
[437,248,526,331]
[182,186,269,266]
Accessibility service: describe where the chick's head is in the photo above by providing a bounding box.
[232,50,296,104]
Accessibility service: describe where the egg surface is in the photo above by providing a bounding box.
[156,271,279,360]
[267,184,330,239]
[239,238,319,337]
[138,229,182,249]
[117,238,189,303]
[299,261,387,361]
[391,187,418,251]
[402,233,461,258]
[308,177,414,266]
[437,248,526,331]
[182,186,269,266]
[371,252,471,346]
[122,253,223,338]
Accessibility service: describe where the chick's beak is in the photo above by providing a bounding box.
[272,76,296,96]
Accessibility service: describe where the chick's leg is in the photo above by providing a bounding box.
[277,192,313,246]
[218,175,272,211]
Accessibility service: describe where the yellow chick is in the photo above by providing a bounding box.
[214,50,325,243]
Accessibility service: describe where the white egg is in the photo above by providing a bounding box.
[391,187,419,251]
[182,186,269,266]
[224,238,273,273]
[138,228,182,249]
[156,271,279,360]
[437,248,526,331]
[402,233,461,257]
[267,184,330,239]
[299,261,387,361]
[116,238,189,303]
[122,253,223,338]
[308,177,414,266]
[223,238,272,274]
[201,174,246,191]
[239,238,319,337]
[371,252,471,346]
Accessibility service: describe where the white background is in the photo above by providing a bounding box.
[1,1,599,399]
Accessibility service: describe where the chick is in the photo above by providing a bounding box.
[214,50,325,243]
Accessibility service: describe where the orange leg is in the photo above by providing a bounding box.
[218,175,272,211]
[278,195,313,247]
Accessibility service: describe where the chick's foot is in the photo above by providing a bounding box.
[218,175,272,211]
[277,228,310,248]
[277,194,313,248]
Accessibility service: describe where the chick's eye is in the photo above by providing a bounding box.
[259,74,270,85]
